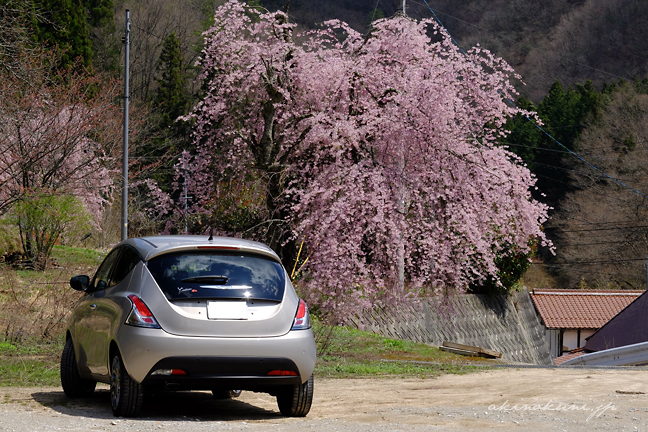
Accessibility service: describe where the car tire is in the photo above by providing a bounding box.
[110,352,144,417]
[276,374,313,417]
[211,389,242,399]
[60,338,96,397]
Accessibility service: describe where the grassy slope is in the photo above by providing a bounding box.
[315,325,494,379]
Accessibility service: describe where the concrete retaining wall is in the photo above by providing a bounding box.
[349,289,553,365]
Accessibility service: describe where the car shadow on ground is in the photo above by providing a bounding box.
[31,388,282,421]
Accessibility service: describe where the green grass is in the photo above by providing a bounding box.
[0,338,64,387]
[50,245,104,269]
[0,342,17,354]
[313,324,493,378]
[1,245,103,293]
[0,337,64,358]
[0,358,61,387]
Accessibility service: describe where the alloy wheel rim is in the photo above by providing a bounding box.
[110,356,121,410]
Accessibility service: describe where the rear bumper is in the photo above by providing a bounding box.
[142,356,302,391]
[115,325,316,385]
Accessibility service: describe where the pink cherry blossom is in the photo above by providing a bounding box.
[0,60,123,225]
[176,1,550,320]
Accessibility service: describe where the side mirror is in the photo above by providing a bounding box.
[70,275,90,292]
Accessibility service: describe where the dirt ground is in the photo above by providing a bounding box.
[1,368,648,431]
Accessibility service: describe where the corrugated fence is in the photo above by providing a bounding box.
[349,289,553,365]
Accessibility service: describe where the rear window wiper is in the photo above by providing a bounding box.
[181,275,228,284]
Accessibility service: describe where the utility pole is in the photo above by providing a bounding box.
[183,153,189,234]
[121,10,130,241]
[402,0,406,16]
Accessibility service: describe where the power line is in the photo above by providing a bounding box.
[533,258,647,266]
[516,158,640,185]
[512,151,648,191]
[567,240,645,247]
[502,134,648,152]
[501,142,572,154]
[370,0,381,23]
[509,107,648,198]
[552,219,647,228]
[414,1,648,199]
[548,225,648,233]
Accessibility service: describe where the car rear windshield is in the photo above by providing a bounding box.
[147,251,286,301]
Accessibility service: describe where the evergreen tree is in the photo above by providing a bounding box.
[133,32,191,198]
[25,0,114,68]
[83,0,113,27]
[502,80,601,208]
[31,0,92,66]
[83,0,119,73]
[153,33,188,131]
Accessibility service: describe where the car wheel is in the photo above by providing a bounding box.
[110,352,144,417]
[60,338,96,397]
[211,389,242,399]
[276,374,313,417]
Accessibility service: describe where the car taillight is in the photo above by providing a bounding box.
[151,369,187,376]
[291,299,311,330]
[267,370,298,376]
[126,295,161,329]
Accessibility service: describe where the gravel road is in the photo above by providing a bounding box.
[2,368,648,431]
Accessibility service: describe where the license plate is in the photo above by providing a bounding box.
[207,301,248,320]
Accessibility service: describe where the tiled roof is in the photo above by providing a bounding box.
[529,289,643,329]
[555,348,587,366]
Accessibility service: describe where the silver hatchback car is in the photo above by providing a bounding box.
[60,235,316,417]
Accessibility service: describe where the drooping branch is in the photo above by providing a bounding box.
[173,1,550,320]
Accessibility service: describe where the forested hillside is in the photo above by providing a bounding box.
[272,0,648,102]
[3,0,648,293]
